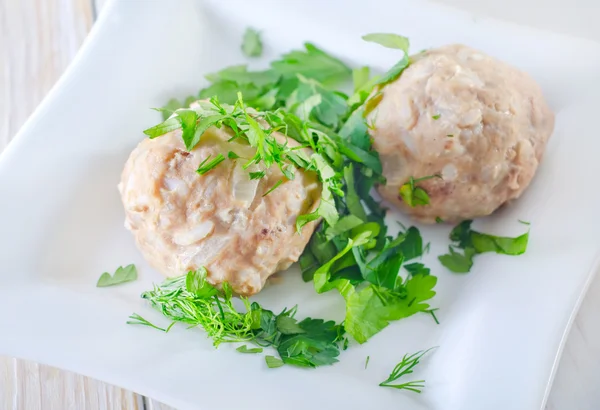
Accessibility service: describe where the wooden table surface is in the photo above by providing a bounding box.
[0,0,598,409]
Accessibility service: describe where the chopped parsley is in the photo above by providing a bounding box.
[432,114,441,120]
[241,28,263,57]
[362,33,410,53]
[227,151,241,159]
[97,264,137,287]
[262,179,284,197]
[352,66,371,92]
[237,345,263,354]
[265,356,285,368]
[144,95,348,227]
[305,222,437,343]
[438,220,530,273]
[197,153,226,175]
[399,175,441,207]
[362,33,411,88]
[271,43,352,87]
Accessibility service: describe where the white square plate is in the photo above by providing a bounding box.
[2,1,600,409]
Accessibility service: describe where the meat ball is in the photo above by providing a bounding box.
[118,119,321,296]
[368,44,555,223]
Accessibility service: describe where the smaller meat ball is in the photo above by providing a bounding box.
[368,44,555,223]
[119,114,321,296]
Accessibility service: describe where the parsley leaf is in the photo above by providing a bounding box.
[403,262,430,276]
[362,33,411,87]
[199,81,263,105]
[272,43,352,87]
[352,66,371,92]
[399,175,441,207]
[398,226,425,261]
[265,355,285,368]
[189,114,231,150]
[277,318,344,367]
[337,139,382,174]
[343,164,368,221]
[205,66,278,88]
[438,247,475,273]
[344,274,437,343]
[185,267,218,298]
[236,345,263,354]
[362,33,410,53]
[471,231,529,255]
[377,54,410,86]
[439,220,529,272]
[296,153,340,231]
[449,220,474,248]
[175,109,200,150]
[97,264,137,287]
[276,314,306,335]
[339,107,369,150]
[287,75,348,129]
[143,117,181,138]
[241,28,263,57]
[363,251,404,289]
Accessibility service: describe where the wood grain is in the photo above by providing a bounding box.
[0,0,147,407]
[0,358,145,410]
[0,0,598,409]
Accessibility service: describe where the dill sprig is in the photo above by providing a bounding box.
[379,347,437,393]
[129,271,255,347]
[128,269,346,368]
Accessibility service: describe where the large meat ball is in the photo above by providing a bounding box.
[368,44,555,223]
[119,121,320,296]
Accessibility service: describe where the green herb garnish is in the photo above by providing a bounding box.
[144,95,348,230]
[265,355,285,368]
[197,154,226,175]
[399,175,441,207]
[272,43,352,87]
[365,355,370,369]
[142,32,439,351]
[426,308,440,325]
[438,220,530,273]
[362,33,411,87]
[236,345,263,354]
[97,264,137,287]
[307,225,437,343]
[129,270,346,368]
[432,114,441,120]
[241,28,263,57]
[379,347,436,393]
[263,179,284,197]
[362,33,410,53]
